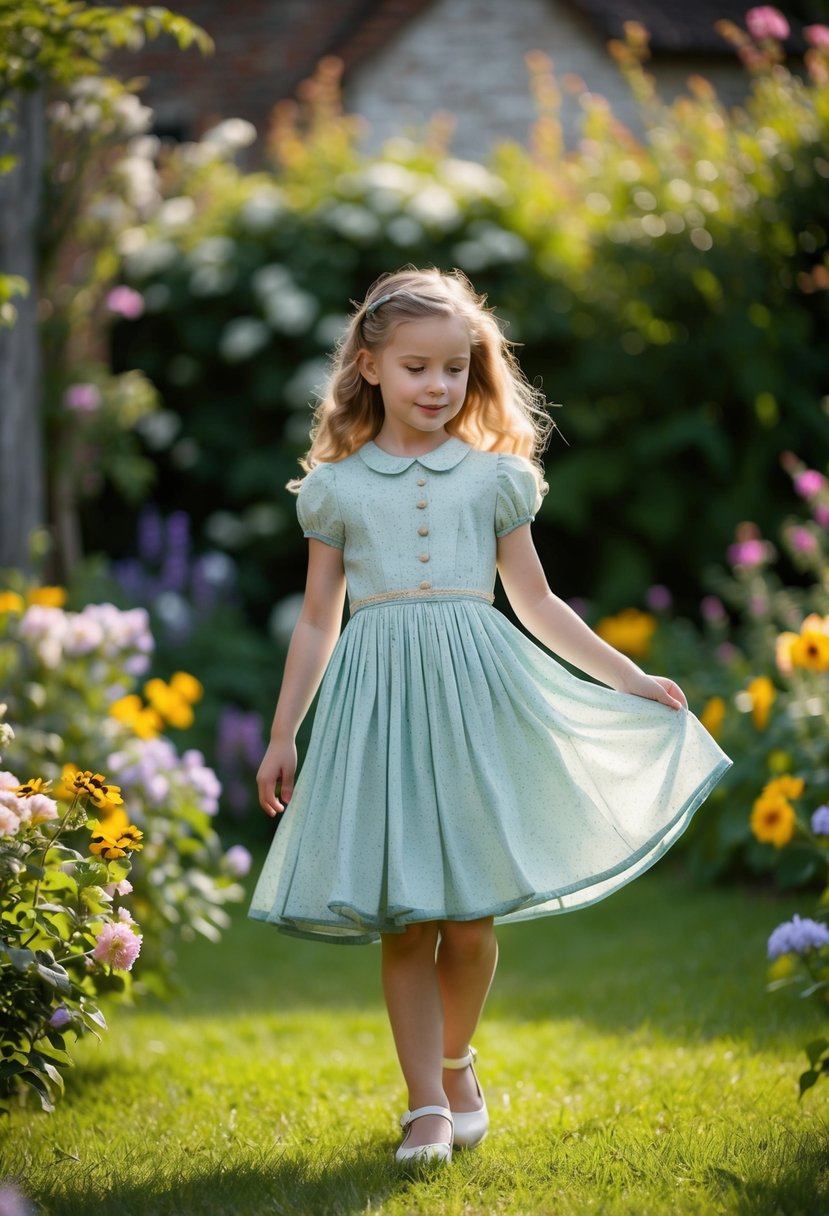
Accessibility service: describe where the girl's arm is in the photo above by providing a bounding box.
[496,525,686,711]
[257,539,346,816]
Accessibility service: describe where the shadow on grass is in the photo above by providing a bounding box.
[34,1142,444,1216]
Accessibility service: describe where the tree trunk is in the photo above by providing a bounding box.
[0,89,45,574]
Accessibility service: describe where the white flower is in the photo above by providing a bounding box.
[386,216,423,247]
[251,263,294,299]
[261,287,318,335]
[407,185,461,229]
[0,800,22,835]
[117,154,160,210]
[158,197,196,229]
[355,162,421,195]
[63,614,105,657]
[441,158,506,202]
[283,357,328,409]
[219,318,271,362]
[188,236,236,269]
[269,593,304,646]
[239,188,285,233]
[27,794,59,825]
[325,204,382,242]
[123,238,179,280]
[112,93,153,137]
[315,314,348,346]
[202,118,257,153]
[0,771,20,790]
[189,265,237,297]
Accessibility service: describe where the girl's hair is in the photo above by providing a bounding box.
[292,267,553,490]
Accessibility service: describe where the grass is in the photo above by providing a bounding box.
[2,865,829,1215]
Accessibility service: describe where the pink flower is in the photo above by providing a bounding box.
[814,504,829,528]
[789,526,818,555]
[92,920,142,971]
[104,878,133,897]
[727,538,770,567]
[805,24,829,48]
[746,6,790,40]
[794,469,826,499]
[0,771,19,790]
[27,793,59,825]
[223,844,252,878]
[0,805,20,836]
[63,383,102,413]
[106,285,144,319]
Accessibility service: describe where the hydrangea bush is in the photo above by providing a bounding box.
[0,588,246,1016]
[94,14,829,625]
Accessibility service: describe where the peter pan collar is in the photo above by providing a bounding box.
[358,436,471,474]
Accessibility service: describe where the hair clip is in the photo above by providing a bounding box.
[365,292,395,317]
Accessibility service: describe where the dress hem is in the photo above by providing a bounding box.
[247,753,732,945]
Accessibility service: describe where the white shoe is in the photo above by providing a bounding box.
[443,1047,489,1149]
[394,1104,454,1166]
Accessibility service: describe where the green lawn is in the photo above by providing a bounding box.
[3,867,828,1215]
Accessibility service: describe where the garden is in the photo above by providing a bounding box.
[1,3,828,1213]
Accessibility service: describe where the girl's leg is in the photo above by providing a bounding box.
[381,921,451,1148]
[436,918,498,1112]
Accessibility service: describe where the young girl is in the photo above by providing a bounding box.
[249,267,731,1166]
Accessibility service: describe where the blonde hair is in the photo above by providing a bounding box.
[292,267,552,489]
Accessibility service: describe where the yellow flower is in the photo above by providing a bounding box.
[110,694,163,740]
[169,671,203,703]
[700,696,726,738]
[746,676,775,730]
[595,608,657,659]
[144,677,194,729]
[58,766,123,814]
[790,627,829,672]
[750,794,796,848]
[13,777,52,797]
[0,591,25,615]
[767,750,791,774]
[26,586,67,607]
[88,808,144,859]
[767,954,796,981]
[763,774,805,801]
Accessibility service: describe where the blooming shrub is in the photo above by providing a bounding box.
[0,707,145,1111]
[0,589,246,1009]
[97,15,829,625]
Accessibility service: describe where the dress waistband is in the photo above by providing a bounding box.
[349,588,495,614]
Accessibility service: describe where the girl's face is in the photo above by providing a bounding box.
[359,315,471,447]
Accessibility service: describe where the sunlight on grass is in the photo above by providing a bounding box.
[3,869,828,1215]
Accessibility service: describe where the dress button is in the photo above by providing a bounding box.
[416,477,427,486]
[419,553,430,563]
[419,581,432,590]
[416,500,428,509]
[418,526,429,537]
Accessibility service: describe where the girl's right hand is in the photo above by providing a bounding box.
[256,738,297,817]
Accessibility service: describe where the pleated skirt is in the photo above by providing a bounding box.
[248,597,731,943]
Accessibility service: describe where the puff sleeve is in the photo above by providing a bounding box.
[296,463,345,549]
[495,454,544,537]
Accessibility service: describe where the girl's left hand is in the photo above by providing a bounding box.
[618,671,687,711]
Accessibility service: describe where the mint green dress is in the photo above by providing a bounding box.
[249,437,731,944]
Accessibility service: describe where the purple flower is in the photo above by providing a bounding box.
[794,469,826,499]
[106,285,145,319]
[746,6,790,40]
[0,1182,33,1216]
[700,595,726,624]
[767,914,829,960]
[223,844,252,877]
[815,504,829,529]
[645,584,672,613]
[49,1006,72,1029]
[63,383,102,413]
[811,805,829,835]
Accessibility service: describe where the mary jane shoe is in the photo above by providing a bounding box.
[394,1104,454,1166]
[443,1046,489,1149]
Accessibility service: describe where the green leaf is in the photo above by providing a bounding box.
[35,959,71,993]
[0,943,35,971]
